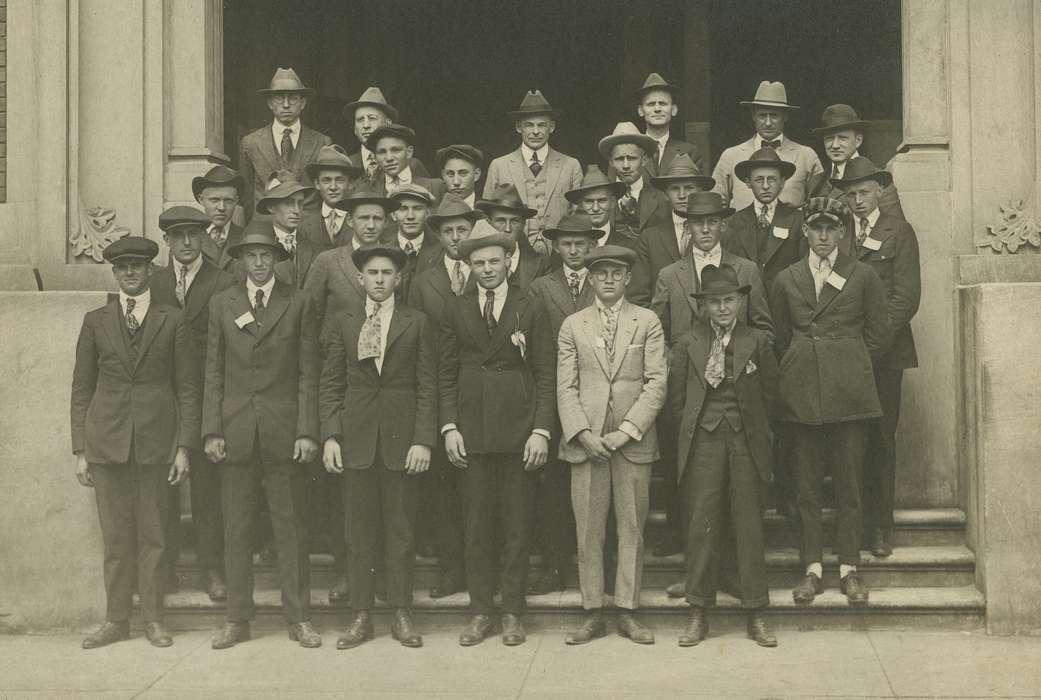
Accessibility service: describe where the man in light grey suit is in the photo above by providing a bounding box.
[711,81,823,211]
[483,90,583,255]
[556,245,667,646]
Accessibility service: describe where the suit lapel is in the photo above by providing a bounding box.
[791,257,818,309]
[811,253,855,320]
[638,177,662,230]
[133,306,167,374]
[430,258,454,303]
[859,215,894,260]
[543,149,565,206]
[460,291,490,351]
[548,268,578,317]
[256,281,291,342]
[184,261,217,322]
[487,287,521,357]
[609,301,640,380]
[102,301,133,371]
[761,203,792,265]
[730,324,755,380]
[334,248,365,299]
[580,307,612,379]
[227,285,258,337]
[260,125,283,172]
[689,326,710,388]
[674,256,700,316]
[384,306,412,357]
[508,149,528,198]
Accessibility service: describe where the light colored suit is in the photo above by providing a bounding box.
[712,136,823,211]
[556,300,667,610]
[483,146,583,240]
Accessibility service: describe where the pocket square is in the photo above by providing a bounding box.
[745,359,758,374]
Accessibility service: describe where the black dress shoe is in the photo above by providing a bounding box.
[289,621,322,648]
[565,610,606,645]
[501,613,526,646]
[459,614,493,646]
[82,621,129,649]
[206,570,227,602]
[678,606,708,647]
[336,611,373,650]
[144,622,173,648]
[430,572,465,599]
[617,612,654,644]
[792,572,823,605]
[211,621,250,650]
[665,581,685,599]
[747,612,777,647]
[870,528,893,558]
[527,568,564,595]
[258,545,278,565]
[328,573,350,604]
[391,608,423,648]
[841,571,870,606]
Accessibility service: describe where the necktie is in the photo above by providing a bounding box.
[858,217,870,247]
[451,261,466,296]
[209,224,227,247]
[705,323,728,388]
[483,289,497,334]
[657,141,665,166]
[282,231,296,257]
[568,272,581,302]
[254,288,266,325]
[175,264,188,307]
[366,153,379,183]
[529,151,542,177]
[762,139,781,150]
[619,185,637,220]
[404,241,416,257]
[325,211,339,239]
[758,204,771,230]
[815,257,832,300]
[281,128,295,161]
[125,297,140,336]
[357,302,383,365]
[679,221,692,257]
[601,306,617,363]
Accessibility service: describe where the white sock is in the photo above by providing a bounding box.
[805,562,823,578]
[840,564,857,579]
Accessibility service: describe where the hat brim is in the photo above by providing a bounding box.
[305,161,363,180]
[334,196,401,213]
[474,200,537,219]
[739,100,800,110]
[457,233,517,260]
[691,284,751,299]
[543,226,600,241]
[564,181,627,204]
[650,174,717,191]
[508,108,563,121]
[427,210,485,229]
[733,159,796,181]
[161,221,209,234]
[225,239,290,261]
[686,207,736,219]
[255,184,316,215]
[105,252,156,263]
[831,171,893,189]
[812,120,869,136]
[634,83,678,100]
[192,175,244,201]
[342,100,400,123]
[258,87,316,97]
[597,134,658,160]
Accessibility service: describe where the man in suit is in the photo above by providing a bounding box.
[557,245,667,645]
[320,246,437,650]
[770,197,892,607]
[668,264,779,648]
[565,165,634,248]
[366,124,445,200]
[634,72,704,176]
[238,68,331,221]
[299,144,363,251]
[344,86,430,184]
[254,172,319,289]
[832,157,921,557]
[203,223,322,649]
[808,104,904,221]
[712,81,823,211]
[475,183,554,289]
[193,165,245,273]
[439,221,557,646]
[599,122,671,241]
[391,184,443,304]
[153,207,236,603]
[438,144,484,208]
[71,237,198,649]
[483,90,583,254]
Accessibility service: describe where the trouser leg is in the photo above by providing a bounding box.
[344,466,380,611]
[683,428,727,607]
[434,451,465,578]
[263,462,310,623]
[830,421,867,566]
[864,369,903,532]
[536,457,575,574]
[793,423,826,567]
[571,460,611,610]
[499,455,534,615]
[162,481,182,580]
[381,466,418,610]
[135,463,169,623]
[189,449,224,572]
[610,455,652,611]
[462,454,497,615]
[725,427,769,608]
[92,463,136,623]
[221,460,258,622]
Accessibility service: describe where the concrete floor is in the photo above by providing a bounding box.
[0,628,1040,699]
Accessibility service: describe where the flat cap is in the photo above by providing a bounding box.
[388,182,436,206]
[803,196,851,224]
[585,244,637,269]
[436,144,484,169]
[366,124,416,151]
[103,236,159,263]
[158,206,210,233]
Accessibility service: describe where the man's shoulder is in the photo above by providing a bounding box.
[489,148,521,165]
[627,301,661,323]
[548,148,581,166]
[240,125,269,147]
[725,251,759,274]
[716,138,755,162]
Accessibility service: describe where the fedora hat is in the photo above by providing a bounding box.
[427,194,485,230]
[351,245,408,272]
[830,156,893,188]
[333,184,400,214]
[734,147,797,181]
[586,244,638,270]
[192,165,244,201]
[598,122,658,160]
[255,171,315,215]
[457,219,517,260]
[565,165,627,204]
[691,264,750,299]
[803,196,851,224]
[103,236,159,263]
[388,182,436,206]
[507,90,562,120]
[225,220,290,261]
[813,104,869,136]
[544,212,600,241]
[257,67,315,97]
[475,183,537,219]
[634,72,678,101]
[436,144,484,169]
[305,144,363,180]
[684,192,735,219]
[650,153,716,191]
[159,206,210,234]
[342,86,400,122]
[739,81,799,110]
[365,124,415,151]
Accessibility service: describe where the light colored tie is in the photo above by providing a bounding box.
[325,211,339,238]
[451,261,466,296]
[705,323,728,388]
[815,257,832,300]
[857,217,870,247]
[125,297,139,336]
[357,302,383,365]
[657,141,665,166]
[282,231,296,257]
[600,306,618,363]
[366,153,379,183]
[209,224,227,247]
[175,264,188,307]
[758,204,771,230]
[679,221,692,256]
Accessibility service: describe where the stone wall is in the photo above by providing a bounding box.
[0,0,7,203]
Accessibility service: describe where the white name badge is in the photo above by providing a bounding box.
[862,237,882,251]
[772,226,789,240]
[235,311,255,329]
[826,271,847,291]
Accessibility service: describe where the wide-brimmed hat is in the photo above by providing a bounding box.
[342,86,399,122]
[650,153,716,190]
[739,81,799,110]
[734,147,797,181]
[305,144,363,180]
[333,184,400,214]
[257,67,315,97]
[691,264,750,298]
[159,206,210,233]
[565,165,626,204]
[813,103,869,136]
[365,124,416,151]
[427,194,484,229]
[103,236,159,263]
[830,156,893,188]
[475,183,537,219]
[225,220,289,261]
[803,196,851,224]
[351,245,408,271]
[634,72,678,101]
[598,121,658,160]
[192,165,244,201]
[388,183,435,207]
[586,244,638,270]
[684,192,735,219]
[255,171,315,215]
[436,144,484,169]
[544,212,599,241]
[507,90,562,120]
[457,219,517,259]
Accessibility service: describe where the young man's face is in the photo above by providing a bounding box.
[610,143,647,186]
[315,169,350,207]
[515,117,555,150]
[488,210,527,240]
[374,137,414,178]
[198,186,239,228]
[704,292,742,327]
[804,218,845,258]
[393,197,430,240]
[589,262,630,306]
[441,157,481,199]
[268,93,306,126]
[824,129,864,164]
[637,89,678,128]
[664,181,703,214]
[437,218,474,260]
[357,255,400,303]
[554,234,595,271]
[354,106,391,144]
[578,188,616,227]
[469,245,510,290]
[688,214,726,252]
[842,180,882,219]
[752,108,787,141]
[269,193,306,231]
[241,245,275,286]
[746,166,785,205]
[112,259,152,296]
[164,226,205,266]
[347,204,388,247]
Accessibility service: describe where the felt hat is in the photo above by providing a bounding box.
[650,153,716,190]
[158,206,210,233]
[351,245,408,271]
[457,219,517,259]
[427,194,485,229]
[739,81,799,110]
[585,244,638,269]
[333,184,400,214]
[830,156,893,188]
[436,144,484,169]
[803,196,851,224]
[365,124,416,151]
[305,144,363,180]
[192,165,244,201]
[255,171,315,215]
[597,121,658,160]
[543,212,600,241]
[734,147,797,181]
[634,72,678,100]
[684,192,735,219]
[388,183,436,206]
[102,236,159,263]
[690,263,751,298]
[342,86,400,122]
[225,220,289,261]
[475,183,537,219]
[565,165,627,204]
[257,67,315,97]
[507,90,562,120]
[813,103,869,136]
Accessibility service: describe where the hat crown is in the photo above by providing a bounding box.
[837,156,885,182]
[202,164,239,182]
[685,191,728,216]
[698,264,743,295]
[436,144,484,167]
[482,183,526,209]
[158,205,209,231]
[804,196,851,222]
[312,144,354,168]
[103,236,159,262]
[357,86,389,105]
[512,89,557,115]
[609,121,643,138]
[641,72,670,90]
[820,103,861,126]
[432,193,475,218]
[554,211,596,233]
[746,147,782,164]
[658,152,703,179]
[389,182,434,204]
[753,81,788,103]
[576,164,614,190]
[265,67,309,92]
[586,244,638,269]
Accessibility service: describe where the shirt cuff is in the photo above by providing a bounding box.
[618,420,643,442]
[532,429,551,440]
[441,423,458,436]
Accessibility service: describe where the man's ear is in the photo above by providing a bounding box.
[636,105,646,119]
[405,145,415,159]
[473,167,483,182]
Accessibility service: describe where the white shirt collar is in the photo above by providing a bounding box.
[832,150,861,179]
[508,246,520,274]
[477,277,510,319]
[365,293,394,317]
[810,246,839,271]
[119,289,151,320]
[173,254,205,291]
[321,202,344,219]
[273,120,301,154]
[361,144,376,165]
[594,296,624,314]
[272,224,296,251]
[595,223,611,247]
[861,207,881,228]
[521,144,549,167]
[652,132,670,149]
[444,255,470,278]
[386,166,413,189]
[756,199,776,219]
[624,176,644,201]
[246,276,276,307]
[563,265,588,284]
[398,232,423,251]
[672,211,686,227]
[692,243,722,268]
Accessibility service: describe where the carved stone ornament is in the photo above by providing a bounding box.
[69,202,131,262]
[978,199,1041,254]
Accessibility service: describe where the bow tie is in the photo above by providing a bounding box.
[762,139,781,150]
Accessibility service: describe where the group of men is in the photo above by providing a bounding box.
[70,68,921,652]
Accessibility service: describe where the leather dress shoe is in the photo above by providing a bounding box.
[391,608,423,648]
[501,613,527,646]
[459,614,493,646]
[677,607,708,647]
[430,571,465,599]
[746,612,777,647]
[328,573,350,604]
[616,612,654,644]
[792,572,823,605]
[665,581,685,599]
[652,533,682,558]
[870,528,893,558]
[565,610,606,645]
[841,571,870,606]
[289,621,322,648]
[211,621,250,650]
[527,568,564,595]
[206,570,227,602]
[337,611,373,649]
[82,621,129,649]
[258,545,278,565]
[144,622,173,648]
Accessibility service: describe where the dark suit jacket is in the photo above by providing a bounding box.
[202,280,319,463]
[645,137,705,177]
[668,321,777,482]
[808,166,905,222]
[511,235,555,291]
[349,151,431,179]
[71,300,200,464]
[614,177,671,241]
[299,209,348,251]
[769,253,892,425]
[528,266,595,338]
[722,202,805,291]
[405,253,477,323]
[238,123,331,220]
[303,246,367,345]
[856,213,920,369]
[150,260,236,374]
[319,304,438,469]
[438,285,557,454]
[200,223,244,273]
[629,218,682,307]
[396,232,443,304]
[272,234,321,290]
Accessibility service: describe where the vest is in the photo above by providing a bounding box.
[119,305,146,365]
[698,342,743,432]
[521,166,549,235]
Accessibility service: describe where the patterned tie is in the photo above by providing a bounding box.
[209,224,227,247]
[125,297,140,336]
[366,153,379,183]
[568,271,581,302]
[762,139,781,150]
[529,151,542,177]
[253,288,266,326]
[451,261,466,296]
[600,305,618,364]
[758,204,771,230]
[357,302,383,365]
[175,264,188,307]
[619,186,637,220]
[325,210,339,240]
[656,141,665,166]
[483,289,497,334]
[679,221,692,257]
[857,217,870,247]
[281,128,295,162]
[282,231,296,257]
[404,240,416,258]
[705,323,728,388]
